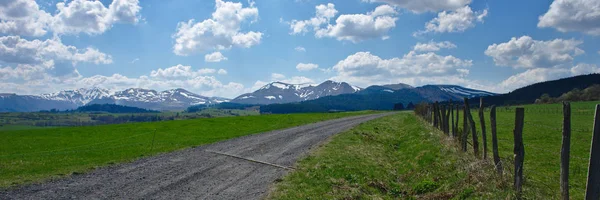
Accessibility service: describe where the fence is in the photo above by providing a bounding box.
[415,98,600,199]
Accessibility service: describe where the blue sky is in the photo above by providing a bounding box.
[0,0,599,98]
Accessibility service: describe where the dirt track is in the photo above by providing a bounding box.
[0,113,393,199]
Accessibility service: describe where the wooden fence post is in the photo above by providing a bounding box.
[446,104,451,135]
[451,103,455,138]
[433,102,439,128]
[455,104,460,138]
[441,105,447,135]
[585,104,600,199]
[491,105,502,175]
[462,99,469,152]
[514,108,525,198]
[479,97,488,160]
[466,99,480,157]
[561,102,571,200]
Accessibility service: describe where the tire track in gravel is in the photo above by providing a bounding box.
[0,112,394,200]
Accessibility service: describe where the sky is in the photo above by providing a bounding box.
[0,0,599,98]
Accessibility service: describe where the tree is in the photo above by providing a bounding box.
[393,103,405,110]
[406,102,415,110]
[583,84,600,101]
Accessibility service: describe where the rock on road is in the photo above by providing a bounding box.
[1,113,394,200]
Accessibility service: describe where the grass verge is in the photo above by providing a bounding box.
[268,112,513,199]
[0,111,377,188]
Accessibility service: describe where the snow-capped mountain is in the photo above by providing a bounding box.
[0,88,229,112]
[90,88,229,111]
[39,87,112,105]
[231,80,361,105]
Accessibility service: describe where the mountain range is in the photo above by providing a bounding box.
[0,88,228,112]
[259,83,497,114]
[231,81,361,105]
[0,80,496,112]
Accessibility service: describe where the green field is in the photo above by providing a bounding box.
[0,111,375,188]
[269,112,510,199]
[471,101,600,199]
[0,108,260,128]
[269,101,600,199]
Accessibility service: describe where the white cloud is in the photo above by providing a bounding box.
[413,41,457,52]
[51,0,141,35]
[295,46,306,52]
[205,52,228,62]
[362,0,471,13]
[0,0,142,36]
[0,0,52,36]
[288,4,399,42]
[485,36,584,69]
[0,36,112,75]
[296,63,319,71]
[288,3,337,35]
[130,58,139,64]
[415,6,487,35]
[538,0,600,36]
[271,73,286,80]
[499,63,600,91]
[0,63,246,98]
[218,69,228,75]
[262,73,315,85]
[172,0,262,56]
[331,51,472,87]
[149,64,221,79]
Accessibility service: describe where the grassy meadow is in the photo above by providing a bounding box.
[269,112,510,199]
[269,101,600,199]
[471,101,600,199]
[0,111,375,188]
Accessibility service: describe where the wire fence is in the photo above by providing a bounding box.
[414,100,600,199]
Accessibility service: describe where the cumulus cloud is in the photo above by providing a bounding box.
[415,6,487,35]
[204,52,228,62]
[538,0,600,35]
[172,0,262,56]
[484,36,584,69]
[0,36,112,65]
[295,46,306,52]
[288,3,337,35]
[361,0,471,13]
[330,51,472,86]
[51,0,141,35]
[0,63,245,98]
[296,63,319,71]
[288,4,399,42]
[0,0,52,36]
[149,64,222,79]
[0,0,141,36]
[499,63,600,90]
[413,41,457,52]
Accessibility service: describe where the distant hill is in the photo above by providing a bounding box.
[75,104,159,113]
[260,85,495,114]
[467,74,600,106]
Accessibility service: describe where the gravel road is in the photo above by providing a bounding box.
[0,112,393,200]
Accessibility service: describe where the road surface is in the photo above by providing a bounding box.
[1,113,393,199]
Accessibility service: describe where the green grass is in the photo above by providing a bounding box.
[463,101,600,199]
[269,112,511,199]
[0,111,377,188]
